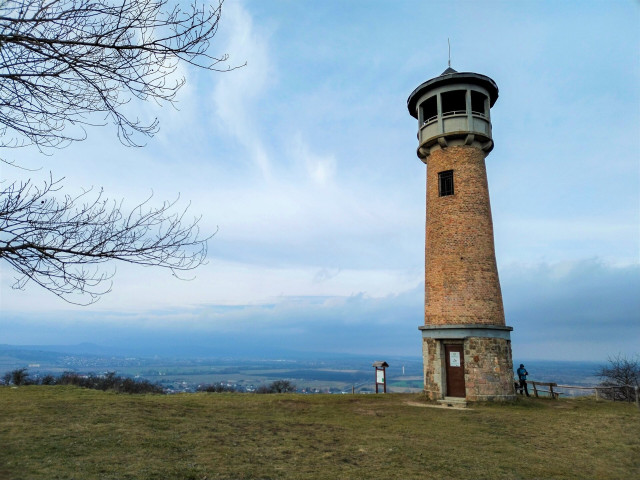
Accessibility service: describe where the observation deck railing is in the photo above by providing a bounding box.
[441,110,466,118]
[421,110,488,126]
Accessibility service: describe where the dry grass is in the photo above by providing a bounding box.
[0,386,638,479]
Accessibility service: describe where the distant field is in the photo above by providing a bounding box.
[1,346,607,396]
[0,346,431,392]
[1,386,638,479]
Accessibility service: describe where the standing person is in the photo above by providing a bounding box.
[517,364,530,397]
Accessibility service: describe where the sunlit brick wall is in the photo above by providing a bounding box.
[424,145,505,326]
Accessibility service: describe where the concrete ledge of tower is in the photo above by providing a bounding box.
[419,324,513,330]
[418,132,494,159]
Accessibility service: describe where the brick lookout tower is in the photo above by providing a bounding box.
[407,67,516,402]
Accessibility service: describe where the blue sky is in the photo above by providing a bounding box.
[1,0,639,362]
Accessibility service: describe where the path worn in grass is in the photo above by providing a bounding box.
[1,386,638,479]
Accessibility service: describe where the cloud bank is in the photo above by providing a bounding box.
[3,260,637,362]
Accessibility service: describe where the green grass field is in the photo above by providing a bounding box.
[1,386,638,479]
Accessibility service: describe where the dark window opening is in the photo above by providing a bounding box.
[471,91,487,116]
[438,170,454,197]
[441,90,466,116]
[421,96,437,124]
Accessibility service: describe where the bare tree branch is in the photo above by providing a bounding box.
[0,0,242,149]
[0,175,213,304]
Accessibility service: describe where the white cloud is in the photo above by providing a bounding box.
[495,216,639,266]
[289,133,337,186]
[211,0,274,178]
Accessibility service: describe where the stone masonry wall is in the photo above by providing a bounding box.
[464,337,515,401]
[424,145,505,326]
[422,337,442,400]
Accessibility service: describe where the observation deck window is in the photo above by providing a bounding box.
[471,91,488,117]
[421,96,438,125]
[441,90,466,116]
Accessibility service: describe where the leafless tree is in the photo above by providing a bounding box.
[255,380,297,394]
[596,354,639,402]
[0,0,238,303]
[2,368,30,385]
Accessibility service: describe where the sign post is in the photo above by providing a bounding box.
[372,361,389,394]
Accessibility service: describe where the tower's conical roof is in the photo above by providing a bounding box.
[440,67,458,75]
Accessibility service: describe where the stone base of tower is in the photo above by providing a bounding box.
[420,325,516,402]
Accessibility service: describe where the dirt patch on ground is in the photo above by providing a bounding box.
[405,401,469,411]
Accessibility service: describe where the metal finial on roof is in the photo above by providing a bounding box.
[448,38,451,68]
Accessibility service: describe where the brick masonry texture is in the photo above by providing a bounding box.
[424,145,505,326]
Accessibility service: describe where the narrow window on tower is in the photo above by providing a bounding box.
[438,170,454,196]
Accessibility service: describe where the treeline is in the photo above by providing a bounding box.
[2,369,163,394]
[2,369,297,395]
[197,379,297,394]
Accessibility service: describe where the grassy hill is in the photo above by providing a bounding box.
[1,386,638,479]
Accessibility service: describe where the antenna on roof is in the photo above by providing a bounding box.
[448,38,451,68]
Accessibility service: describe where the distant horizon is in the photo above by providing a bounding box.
[0,342,613,365]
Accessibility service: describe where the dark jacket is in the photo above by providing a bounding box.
[517,367,528,381]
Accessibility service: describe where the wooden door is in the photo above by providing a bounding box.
[445,344,465,397]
